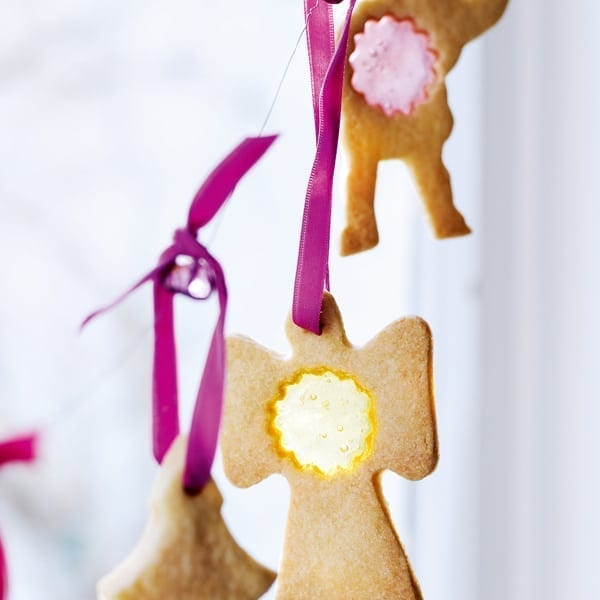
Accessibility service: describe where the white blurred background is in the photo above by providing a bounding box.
[0,1,598,599]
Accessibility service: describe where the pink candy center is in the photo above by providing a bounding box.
[349,16,437,117]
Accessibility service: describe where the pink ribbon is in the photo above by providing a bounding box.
[0,433,38,600]
[293,0,356,334]
[83,135,278,492]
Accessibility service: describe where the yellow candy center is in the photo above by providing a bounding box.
[269,369,375,476]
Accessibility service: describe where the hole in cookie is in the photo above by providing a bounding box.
[269,369,376,476]
[349,16,438,117]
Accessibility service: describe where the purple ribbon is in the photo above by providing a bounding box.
[0,433,38,600]
[293,0,357,334]
[83,135,277,492]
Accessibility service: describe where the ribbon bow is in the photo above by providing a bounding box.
[0,433,38,600]
[83,135,277,493]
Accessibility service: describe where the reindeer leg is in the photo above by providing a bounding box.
[341,151,379,256]
[407,148,471,239]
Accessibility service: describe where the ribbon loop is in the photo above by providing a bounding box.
[293,0,357,334]
[83,135,278,492]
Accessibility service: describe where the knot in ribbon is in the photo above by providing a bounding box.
[83,135,277,493]
[0,433,38,600]
[159,228,220,300]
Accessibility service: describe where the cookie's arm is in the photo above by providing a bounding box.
[220,335,284,487]
[361,317,438,480]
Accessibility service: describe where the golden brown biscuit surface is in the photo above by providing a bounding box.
[341,0,509,254]
[221,293,438,599]
[97,437,275,600]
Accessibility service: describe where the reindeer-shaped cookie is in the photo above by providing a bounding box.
[97,437,275,600]
[221,294,438,598]
[341,0,509,255]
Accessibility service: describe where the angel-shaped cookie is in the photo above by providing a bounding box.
[341,0,509,254]
[221,294,438,598]
[97,437,275,600]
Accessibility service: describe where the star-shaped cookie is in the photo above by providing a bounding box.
[97,437,276,600]
[221,293,438,598]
